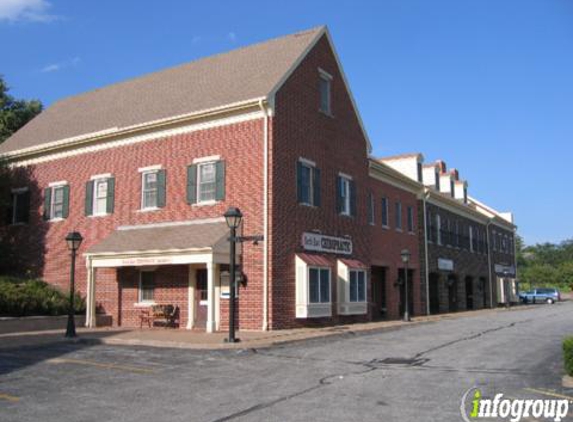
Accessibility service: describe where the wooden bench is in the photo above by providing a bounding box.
[139,304,179,328]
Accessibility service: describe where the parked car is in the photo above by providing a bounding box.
[519,288,561,304]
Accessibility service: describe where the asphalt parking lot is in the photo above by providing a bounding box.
[1,302,572,422]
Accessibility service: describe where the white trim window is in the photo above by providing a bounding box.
[367,193,375,225]
[309,267,330,304]
[139,271,155,303]
[436,214,442,245]
[395,201,403,231]
[338,176,352,216]
[142,171,159,209]
[94,179,109,215]
[407,205,414,233]
[349,269,366,303]
[381,196,389,228]
[295,255,332,318]
[318,69,332,115]
[43,183,70,221]
[198,162,217,202]
[297,159,320,206]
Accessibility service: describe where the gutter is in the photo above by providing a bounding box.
[259,99,270,331]
[422,189,431,315]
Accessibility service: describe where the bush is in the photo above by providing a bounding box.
[563,337,573,377]
[0,276,85,317]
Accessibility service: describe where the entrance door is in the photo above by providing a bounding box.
[447,275,458,312]
[371,267,387,320]
[465,277,474,310]
[429,273,440,314]
[194,269,208,329]
[398,269,415,318]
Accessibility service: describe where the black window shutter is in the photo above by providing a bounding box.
[215,161,225,201]
[313,167,321,207]
[296,161,303,203]
[336,176,342,213]
[350,180,357,217]
[43,188,51,220]
[187,165,197,204]
[85,180,94,216]
[157,169,166,208]
[18,191,31,223]
[106,177,115,214]
[5,194,13,225]
[62,185,70,219]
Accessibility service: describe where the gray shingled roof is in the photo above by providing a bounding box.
[0,26,324,155]
[87,221,231,255]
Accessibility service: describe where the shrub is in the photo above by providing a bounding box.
[0,276,85,317]
[563,337,573,377]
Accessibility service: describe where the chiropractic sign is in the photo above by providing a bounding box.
[301,232,353,255]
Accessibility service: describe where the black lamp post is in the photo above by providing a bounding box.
[224,207,243,343]
[401,249,411,322]
[65,231,83,338]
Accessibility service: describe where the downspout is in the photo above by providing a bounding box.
[259,99,269,331]
[422,189,431,315]
[486,221,494,308]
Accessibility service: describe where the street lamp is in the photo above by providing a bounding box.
[224,207,243,343]
[65,231,83,338]
[401,249,412,322]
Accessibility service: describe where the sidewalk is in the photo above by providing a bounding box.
[0,305,533,351]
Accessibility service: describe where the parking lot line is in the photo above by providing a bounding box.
[0,393,20,403]
[46,358,156,374]
[523,387,573,401]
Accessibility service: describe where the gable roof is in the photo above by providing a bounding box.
[0,26,331,156]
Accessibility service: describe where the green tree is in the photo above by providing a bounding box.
[0,76,42,144]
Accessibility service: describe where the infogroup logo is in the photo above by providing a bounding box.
[460,387,570,422]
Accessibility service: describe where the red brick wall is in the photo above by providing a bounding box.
[5,117,266,329]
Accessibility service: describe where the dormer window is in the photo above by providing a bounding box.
[318,68,332,115]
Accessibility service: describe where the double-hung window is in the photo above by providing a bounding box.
[139,271,155,303]
[367,193,375,225]
[395,201,403,231]
[140,166,166,210]
[349,270,366,302]
[407,206,414,233]
[308,267,330,304]
[337,175,354,216]
[436,214,442,245]
[8,188,30,224]
[381,197,389,227]
[187,159,225,205]
[297,159,320,206]
[85,175,115,216]
[318,68,332,115]
[44,183,70,221]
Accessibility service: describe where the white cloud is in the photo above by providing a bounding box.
[227,32,237,42]
[41,56,80,73]
[0,0,59,23]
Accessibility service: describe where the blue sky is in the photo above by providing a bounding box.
[1,0,572,246]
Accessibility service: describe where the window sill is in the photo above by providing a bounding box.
[339,212,353,219]
[49,217,65,223]
[408,231,416,235]
[296,303,332,319]
[138,207,161,213]
[8,222,27,227]
[382,225,390,230]
[299,202,317,208]
[89,213,110,218]
[192,200,220,207]
[318,109,334,118]
[134,302,155,307]
[396,228,403,233]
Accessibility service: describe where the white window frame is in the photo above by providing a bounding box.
[10,187,29,225]
[368,193,375,225]
[92,178,110,216]
[318,68,333,115]
[308,267,331,304]
[407,205,414,233]
[469,226,474,253]
[337,260,368,315]
[349,269,367,303]
[141,170,159,210]
[49,183,67,221]
[299,159,316,206]
[436,214,442,245]
[339,176,351,216]
[395,201,403,232]
[138,271,156,304]
[197,161,218,204]
[295,256,332,318]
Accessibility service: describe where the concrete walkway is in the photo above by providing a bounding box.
[0,305,534,350]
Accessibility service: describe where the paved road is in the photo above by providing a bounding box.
[1,303,572,422]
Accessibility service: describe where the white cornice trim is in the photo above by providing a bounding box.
[8,110,264,167]
[193,155,221,164]
[118,217,225,231]
[426,190,489,224]
[368,160,422,195]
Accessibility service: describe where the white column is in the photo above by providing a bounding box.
[187,265,196,330]
[206,260,216,333]
[85,260,96,328]
[214,264,221,331]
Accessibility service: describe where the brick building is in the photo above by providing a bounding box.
[0,26,516,332]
